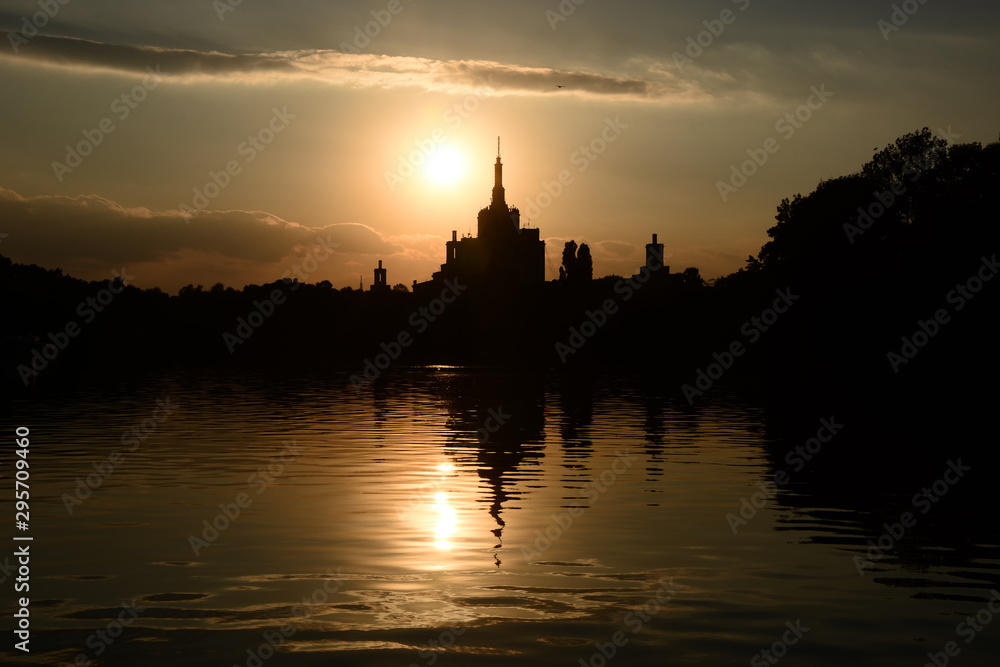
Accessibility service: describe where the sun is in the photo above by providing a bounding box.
[424,146,466,186]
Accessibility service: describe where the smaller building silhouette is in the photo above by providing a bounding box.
[645,233,669,273]
[370,260,389,292]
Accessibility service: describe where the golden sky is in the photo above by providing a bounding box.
[1,0,997,291]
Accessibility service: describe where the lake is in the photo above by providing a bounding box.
[2,366,997,666]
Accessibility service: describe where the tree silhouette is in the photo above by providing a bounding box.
[747,127,999,286]
[576,243,593,283]
[178,284,204,298]
[862,127,947,190]
[560,240,578,282]
[680,267,705,288]
[559,240,592,285]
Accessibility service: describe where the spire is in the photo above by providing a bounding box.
[492,136,505,207]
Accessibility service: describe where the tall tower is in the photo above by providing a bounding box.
[421,138,545,294]
[491,136,505,209]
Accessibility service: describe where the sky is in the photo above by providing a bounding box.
[0,0,997,292]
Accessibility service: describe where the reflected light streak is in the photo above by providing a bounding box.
[433,491,457,550]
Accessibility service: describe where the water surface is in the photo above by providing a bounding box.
[2,367,997,666]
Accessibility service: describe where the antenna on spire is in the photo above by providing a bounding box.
[497,136,501,158]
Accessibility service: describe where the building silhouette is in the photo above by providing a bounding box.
[645,233,669,274]
[417,140,545,295]
[370,260,389,292]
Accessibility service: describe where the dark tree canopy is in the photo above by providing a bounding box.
[734,127,999,285]
[560,240,578,281]
[576,244,593,283]
[559,240,593,285]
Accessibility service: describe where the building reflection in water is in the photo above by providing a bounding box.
[432,368,546,568]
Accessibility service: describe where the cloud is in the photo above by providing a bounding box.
[0,186,400,269]
[590,240,642,259]
[2,30,296,78]
[0,31,699,102]
[386,233,448,263]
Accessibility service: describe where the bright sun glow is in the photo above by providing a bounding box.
[424,146,466,186]
[433,492,457,550]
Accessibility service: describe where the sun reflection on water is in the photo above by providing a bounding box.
[433,491,457,550]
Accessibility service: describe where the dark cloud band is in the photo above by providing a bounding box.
[0,30,678,101]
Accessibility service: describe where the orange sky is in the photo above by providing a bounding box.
[1,1,997,292]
